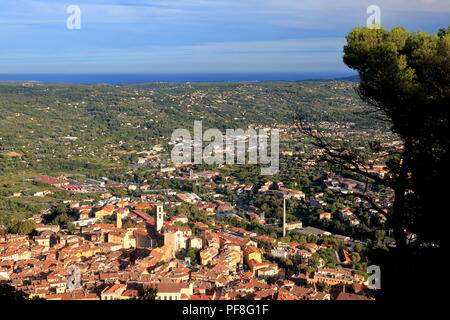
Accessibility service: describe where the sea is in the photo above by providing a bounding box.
[0,73,357,85]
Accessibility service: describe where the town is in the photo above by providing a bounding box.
[0,159,386,300]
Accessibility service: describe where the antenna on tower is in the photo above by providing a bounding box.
[282,193,291,237]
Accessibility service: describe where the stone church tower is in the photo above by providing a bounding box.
[155,203,165,233]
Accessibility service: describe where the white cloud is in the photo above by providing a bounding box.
[251,0,450,29]
[1,0,448,28]
[0,37,348,73]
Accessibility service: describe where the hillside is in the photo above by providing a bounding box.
[0,80,391,221]
[0,80,383,173]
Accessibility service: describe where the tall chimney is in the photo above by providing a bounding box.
[283,197,286,237]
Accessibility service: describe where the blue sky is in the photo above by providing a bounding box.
[0,0,449,74]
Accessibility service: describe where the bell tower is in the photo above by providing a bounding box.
[156,203,165,232]
[116,213,122,229]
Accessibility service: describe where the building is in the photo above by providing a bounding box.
[101,284,127,300]
[243,245,262,270]
[285,221,303,231]
[107,229,134,249]
[164,230,186,257]
[199,247,218,265]
[319,212,332,220]
[271,247,289,259]
[295,227,331,237]
[307,268,354,286]
[35,224,60,233]
[336,292,373,300]
[95,204,116,219]
[154,282,193,300]
[170,215,189,224]
[189,236,203,250]
[34,175,69,188]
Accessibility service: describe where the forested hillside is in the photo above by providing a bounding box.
[0,80,383,175]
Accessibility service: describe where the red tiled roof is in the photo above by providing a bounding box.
[176,194,189,201]
[35,175,65,185]
[190,295,213,300]
[103,283,126,294]
[336,292,372,300]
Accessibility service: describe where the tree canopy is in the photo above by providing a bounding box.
[343,26,449,248]
[298,25,449,301]
[137,287,158,300]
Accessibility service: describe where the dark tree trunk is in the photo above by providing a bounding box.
[391,139,412,249]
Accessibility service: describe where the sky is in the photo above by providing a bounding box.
[0,0,449,74]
